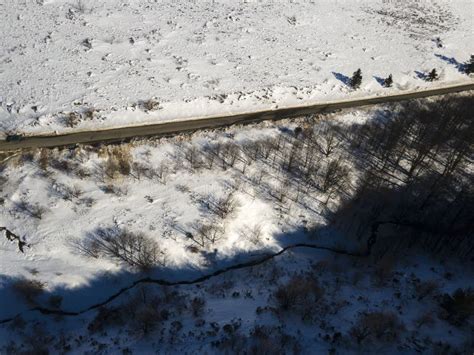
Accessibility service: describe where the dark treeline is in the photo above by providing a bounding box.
[333,96,473,260]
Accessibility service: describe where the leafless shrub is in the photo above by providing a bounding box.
[183,144,202,170]
[12,278,45,305]
[439,288,474,326]
[82,107,96,120]
[8,315,26,332]
[132,161,156,180]
[213,193,239,219]
[15,200,47,219]
[191,222,225,247]
[270,178,291,204]
[50,159,73,174]
[48,295,63,309]
[190,297,206,317]
[415,280,439,301]
[56,182,83,201]
[104,146,133,179]
[141,99,161,112]
[314,122,341,157]
[71,0,88,14]
[350,311,404,345]
[238,224,264,246]
[273,275,324,320]
[249,325,301,355]
[21,325,53,354]
[198,192,239,220]
[100,184,128,196]
[202,143,221,169]
[64,112,81,128]
[241,140,261,162]
[38,149,49,171]
[373,255,395,286]
[71,227,166,270]
[414,312,435,329]
[221,142,241,168]
[156,162,169,183]
[123,289,166,336]
[88,306,124,334]
[319,157,350,204]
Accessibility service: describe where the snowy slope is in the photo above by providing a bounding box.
[0,107,473,353]
[0,0,473,134]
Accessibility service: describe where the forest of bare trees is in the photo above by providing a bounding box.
[333,96,473,259]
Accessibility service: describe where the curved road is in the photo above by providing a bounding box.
[1,82,473,151]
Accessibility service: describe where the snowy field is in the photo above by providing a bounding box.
[0,96,473,352]
[0,0,473,134]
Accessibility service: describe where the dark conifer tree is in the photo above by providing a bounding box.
[383,74,393,88]
[427,69,438,82]
[350,69,362,89]
[465,55,474,75]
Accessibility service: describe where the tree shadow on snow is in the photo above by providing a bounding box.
[415,70,428,80]
[435,54,466,73]
[332,72,350,86]
[373,76,386,87]
[0,222,358,326]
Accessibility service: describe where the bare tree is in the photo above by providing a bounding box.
[314,123,340,158]
[238,224,264,246]
[320,157,350,204]
[71,228,166,270]
[190,222,224,247]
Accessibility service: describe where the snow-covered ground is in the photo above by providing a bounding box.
[0,0,473,134]
[0,107,473,353]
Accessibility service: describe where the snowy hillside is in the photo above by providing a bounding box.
[0,0,473,134]
[1,95,473,353]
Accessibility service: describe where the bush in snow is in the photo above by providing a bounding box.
[103,146,133,179]
[349,311,404,345]
[71,227,166,270]
[190,297,206,317]
[414,280,439,301]
[273,275,324,320]
[64,112,81,128]
[238,224,264,246]
[141,99,161,112]
[12,278,45,305]
[190,222,225,247]
[439,288,474,326]
[15,200,47,219]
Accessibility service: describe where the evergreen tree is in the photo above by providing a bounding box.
[383,74,393,88]
[427,69,438,82]
[465,55,474,75]
[350,69,362,89]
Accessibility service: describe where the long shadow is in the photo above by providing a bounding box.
[0,224,368,325]
[435,54,466,73]
[373,76,386,87]
[332,72,350,86]
[415,70,427,80]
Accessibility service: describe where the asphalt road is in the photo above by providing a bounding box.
[1,82,473,152]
